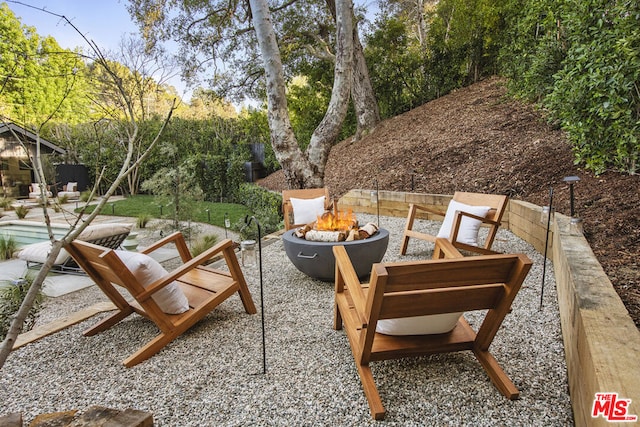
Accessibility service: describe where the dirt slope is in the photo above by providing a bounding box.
[258,77,640,327]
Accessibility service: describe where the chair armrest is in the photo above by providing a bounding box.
[449,210,501,243]
[334,245,369,328]
[138,239,235,301]
[454,209,500,225]
[433,238,464,259]
[140,231,192,262]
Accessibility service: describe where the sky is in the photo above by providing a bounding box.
[7,0,191,99]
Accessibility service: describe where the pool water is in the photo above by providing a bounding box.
[0,221,71,247]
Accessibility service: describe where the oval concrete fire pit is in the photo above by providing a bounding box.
[282,228,389,281]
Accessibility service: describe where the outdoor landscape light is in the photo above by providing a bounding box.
[540,205,555,224]
[570,217,584,235]
[563,175,581,217]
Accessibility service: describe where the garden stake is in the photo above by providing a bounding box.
[244,215,266,374]
[540,186,553,311]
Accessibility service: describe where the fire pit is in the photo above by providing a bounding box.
[282,228,389,281]
[281,205,389,281]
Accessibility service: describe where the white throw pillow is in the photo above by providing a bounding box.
[376,312,463,336]
[115,251,189,314]
[437,200,491,246]
[290,196,326,225]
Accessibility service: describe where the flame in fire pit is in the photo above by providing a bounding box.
[316,209,357,231]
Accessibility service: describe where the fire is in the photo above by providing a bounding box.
[316,209,357,231]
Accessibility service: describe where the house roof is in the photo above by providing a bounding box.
[0,122,66,155]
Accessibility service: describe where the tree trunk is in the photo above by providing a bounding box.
[250,0,354,189]
[250,0,309,188]
[351,22,380,140]
[306,0,354,184]
[324,0,380,141]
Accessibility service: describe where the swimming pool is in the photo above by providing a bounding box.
[0,221,71,247]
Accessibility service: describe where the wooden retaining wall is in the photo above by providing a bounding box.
[339,189,640,426]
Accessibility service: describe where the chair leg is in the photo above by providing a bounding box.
[83,308,133,336]
[473,348,519,400]
[399,204,418,255]
[356,362,386,420]
[333,303,343,330]
[123,332,177,368]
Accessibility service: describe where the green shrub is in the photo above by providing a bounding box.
[137,213,152,228]
[0,236,18,260]
[57,194,69,205]
[233,183,283,237]
[0,274,44,340]
[191,234,219,257]
[14,205,28,219]
[80,190,94,202]
[0,198,15,210]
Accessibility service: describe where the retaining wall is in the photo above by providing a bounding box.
[339,189,640,426]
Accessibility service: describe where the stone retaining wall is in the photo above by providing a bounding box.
[339,189,640,426]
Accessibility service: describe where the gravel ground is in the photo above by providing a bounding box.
[0,214,573,426]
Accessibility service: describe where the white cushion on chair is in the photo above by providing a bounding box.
[290,196,326,225]
[77,223,132,240]
[115,251,189,314]
[437,200,491,246]
[18,241,70,265]
[376,312,463,336]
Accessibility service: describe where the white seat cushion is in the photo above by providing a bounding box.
[18,241,70,265]
[77,223,132,240]
[437,200,491,246]
[376,312,463,336]
[290,196,326,225]
[115,250,189,314]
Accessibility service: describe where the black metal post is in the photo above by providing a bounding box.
[244,216,266,375]
[540,186,553,311]
[376,179,380,227]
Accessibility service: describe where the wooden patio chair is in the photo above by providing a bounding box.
[400,191,508,256]
[333,238,532,420]
[282,187,332,230]
[66,232,257,367]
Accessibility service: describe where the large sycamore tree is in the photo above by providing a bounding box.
[128,0,378,188]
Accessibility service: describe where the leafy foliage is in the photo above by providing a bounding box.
[190,234,219,257]
[0,235,17,260]
[0,4,91,126]
[1,275,43,341]
[545,0,640,174]
[233,184,282,237]
[500,0,640,174]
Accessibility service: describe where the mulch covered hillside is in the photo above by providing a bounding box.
[258,77,640,327]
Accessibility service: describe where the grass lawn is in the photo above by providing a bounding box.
[79,195,253,228]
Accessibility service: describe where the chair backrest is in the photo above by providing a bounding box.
[282,187,331,230]
[452,191,508,225]
[67,240,148,296]
[451,191,509,251]
[366,253,531,344]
